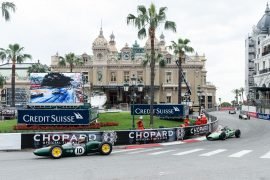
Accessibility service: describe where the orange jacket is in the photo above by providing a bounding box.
[137,120,144,130]
[195,119,202,125]
[201,116,208,124]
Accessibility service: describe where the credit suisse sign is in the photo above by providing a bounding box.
[18,109,90,125]
[131,104,185,116]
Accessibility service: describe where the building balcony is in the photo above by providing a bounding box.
[259,68,270,74]
[262,51,270,56]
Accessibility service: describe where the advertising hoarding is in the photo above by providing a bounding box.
[29,72,83,104]
[18,109,90,125]
[131,104,187,116]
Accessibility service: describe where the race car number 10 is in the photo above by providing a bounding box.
[75,146,85,155]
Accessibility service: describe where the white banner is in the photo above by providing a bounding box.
[0,133,21,150]
[241,105,256,112]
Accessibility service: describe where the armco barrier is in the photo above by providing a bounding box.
[0,113,218,150]
[0,133,21,150]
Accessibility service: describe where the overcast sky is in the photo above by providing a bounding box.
[0,0,268,103]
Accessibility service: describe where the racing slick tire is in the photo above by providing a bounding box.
[206,132,212,140]
[219,132,226,140]
[99,142,113,155]
[235,129,241,138]
[50,145,63,159]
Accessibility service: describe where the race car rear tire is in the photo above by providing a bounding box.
[99,142,112,155]
[219,132,226,140]
[50,145,63,159]
[235,129,241,138]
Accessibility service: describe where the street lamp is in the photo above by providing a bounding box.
[175,59,183,104]
[123,74,143,129]
[197,85,203,114]
[219,98,221,110]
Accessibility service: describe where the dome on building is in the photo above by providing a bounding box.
[257,3,270,34]
[109,32,117,52]
[93,28,108,48]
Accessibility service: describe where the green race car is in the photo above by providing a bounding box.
[206,126,241,141]
[33,139,113,159]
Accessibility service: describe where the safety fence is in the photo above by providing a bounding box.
[0,113,218,150]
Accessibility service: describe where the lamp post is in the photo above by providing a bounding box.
[219,98,221,110]
[123,74,143,129]
[247,94,250,113]
[175,58,183,104]
[197,85,203,114]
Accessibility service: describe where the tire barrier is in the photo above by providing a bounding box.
[0,113,218,150]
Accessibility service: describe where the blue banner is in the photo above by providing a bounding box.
[257,113,270,120]
[131,104,186,116]
[18,109,90,125]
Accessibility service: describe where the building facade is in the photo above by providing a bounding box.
[51,28,216,110]
[245,3,270,112]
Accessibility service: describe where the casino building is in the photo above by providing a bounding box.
[245,3,270,113]
[51,28,216,110]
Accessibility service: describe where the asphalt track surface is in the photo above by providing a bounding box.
[0,111,270,180]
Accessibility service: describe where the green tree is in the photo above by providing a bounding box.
[127,3,176,128]
[221,102,231,107]
[239,87,244,102]
[1,2,15,21]
[58,53,83,72]
[27,61,50,75]
[0,44,32,107]
[169,38,194,104]
[232,89,239,105]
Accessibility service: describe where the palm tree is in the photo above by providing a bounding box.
[58,53,83,72]
[239,87,245,102]
[0,44,32,107]
[1,2,16,21]
[27,61,50,75]
[169,38,194,104]
[127,3,176,128]
[232,89,239,105]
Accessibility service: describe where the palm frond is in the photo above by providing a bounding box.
[137,5,146,15]
[138,28,146,39]
[1,2,15,21]
[127,14,136,24]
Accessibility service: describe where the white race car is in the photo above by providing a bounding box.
[239,113,250,120]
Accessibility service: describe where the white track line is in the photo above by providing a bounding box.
[229,150,253,158]
[127,148,163,154]
[260,151,270,159]
[193,137,207,141]
[199,149,227,156]
[173,149,204,156]
[112,149,141,154]
[160,141,185,146]
[149,149,176,155]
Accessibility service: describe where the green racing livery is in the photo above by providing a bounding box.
[33,140,113,159]
[206,126,241,141]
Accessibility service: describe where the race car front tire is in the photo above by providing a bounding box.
[235,129,241,138]
[50,145,63,159]
[206,132,212,140]
[99,142,113,155]
[219,132,226,140]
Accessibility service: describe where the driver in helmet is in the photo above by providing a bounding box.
[78,136,87,144]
